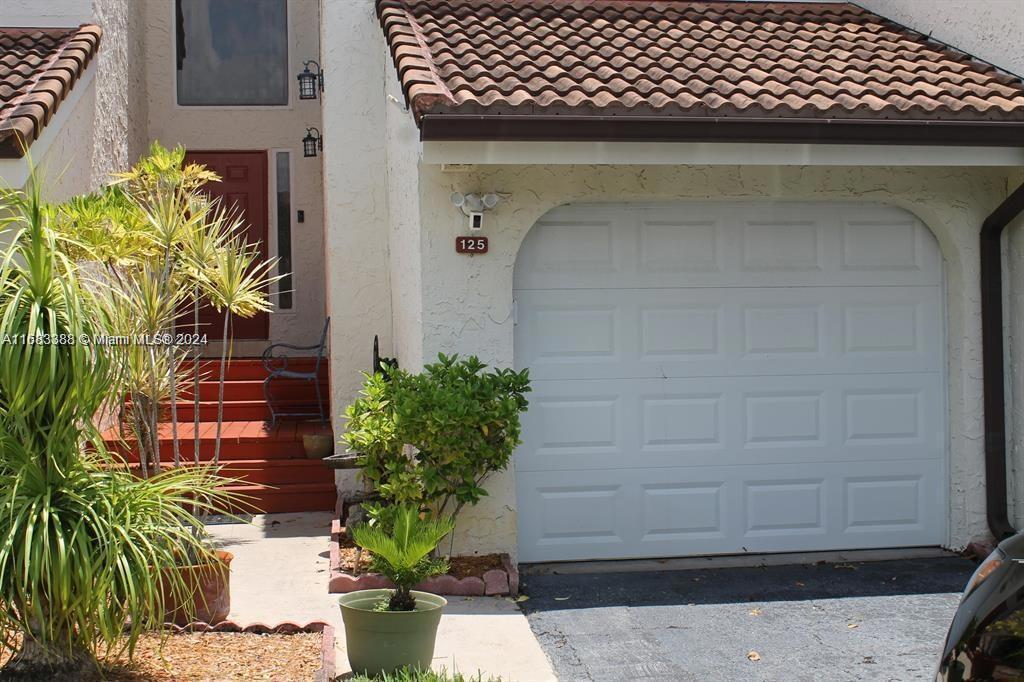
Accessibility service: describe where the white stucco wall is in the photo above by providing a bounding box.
[142,0,326,356]
[35,75,97,201]
[321,0,394,461]
[858,0,1024,76]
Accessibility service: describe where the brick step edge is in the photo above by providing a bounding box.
[327,519,518,596]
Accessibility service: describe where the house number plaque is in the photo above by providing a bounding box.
[455,236,488,254]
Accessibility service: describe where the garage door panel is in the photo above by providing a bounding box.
[516,203,941,290]
[519,374,943,472]
[515,201,946,561]
[517,460,944,561]
[516,287,942,379]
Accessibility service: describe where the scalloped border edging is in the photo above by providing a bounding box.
[327,519,519,596]
[162,621,335,681]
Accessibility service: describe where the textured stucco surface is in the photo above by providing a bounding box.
[406,164,1013,558]
[91,0,147,184]
[321,0,394,465]
[858,0,1024,76]
[142,0,326,355]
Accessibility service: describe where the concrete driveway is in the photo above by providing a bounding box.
[521,556,976,681]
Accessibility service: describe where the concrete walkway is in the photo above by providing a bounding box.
[208,513,556,681]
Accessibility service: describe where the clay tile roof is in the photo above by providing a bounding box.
[0,25,102,158]
[376,0,1024,142]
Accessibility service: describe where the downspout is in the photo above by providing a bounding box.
[981,180,1024,540]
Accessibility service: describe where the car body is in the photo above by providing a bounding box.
[938,533,1024,680]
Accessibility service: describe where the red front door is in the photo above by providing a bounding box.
[185,151,270,341]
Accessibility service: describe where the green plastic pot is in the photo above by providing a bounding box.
[338,588,447,676]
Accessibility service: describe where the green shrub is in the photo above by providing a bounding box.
[343,354,530,521]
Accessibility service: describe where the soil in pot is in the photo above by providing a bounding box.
[339,588,446,676]
[161,550,232,626]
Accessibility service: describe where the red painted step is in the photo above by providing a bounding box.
[183,358,328,382]
[154,400,326,423]
[125,458,334,486]
[182,378,328,402]
[103,421,332,462]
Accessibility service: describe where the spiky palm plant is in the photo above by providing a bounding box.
[350,506,455,611]
[56,142,280,477]
[0,175,240,678]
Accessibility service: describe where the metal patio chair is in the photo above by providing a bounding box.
[262,317,330,427]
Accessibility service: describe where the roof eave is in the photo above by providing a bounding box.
[419,114,1024,147]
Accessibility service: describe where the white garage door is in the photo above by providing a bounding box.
[513,202,946,563]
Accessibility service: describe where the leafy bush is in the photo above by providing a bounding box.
[343,354,530,521]
[350,505,454,611]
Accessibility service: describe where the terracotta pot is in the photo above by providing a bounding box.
[303,433,334,459]
[162,550,233,625]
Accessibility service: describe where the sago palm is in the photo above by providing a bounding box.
[0,173,240,679]
[350,506,455,611]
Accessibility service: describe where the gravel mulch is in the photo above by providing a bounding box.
[0,631,324,681]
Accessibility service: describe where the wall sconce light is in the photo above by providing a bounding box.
[303,127,323,158]
[297,60,325,100]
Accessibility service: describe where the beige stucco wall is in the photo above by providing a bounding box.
[858,0,1024,76]
[91,0,148,183]
[141,0,326,356]
[403,164,1012,559]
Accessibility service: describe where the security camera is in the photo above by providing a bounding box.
[468,211,484,231]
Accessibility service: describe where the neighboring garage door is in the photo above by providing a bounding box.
[513,202,946,563]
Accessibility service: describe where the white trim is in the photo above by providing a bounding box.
[0,65,96,188]
[268,147,297,314]
[171,0,293,111]
[422,140,1024,167]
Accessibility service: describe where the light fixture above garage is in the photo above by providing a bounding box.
[297,60,324,100]
[302,127,322,157]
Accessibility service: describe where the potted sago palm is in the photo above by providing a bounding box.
[339,505,455,675]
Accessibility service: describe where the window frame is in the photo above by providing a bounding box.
[268,148,296,313]
[172,0,294,110]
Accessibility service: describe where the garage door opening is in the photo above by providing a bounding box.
[513,201,947,563]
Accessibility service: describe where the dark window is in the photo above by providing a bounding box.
[176,0,288,106]
[275,151,293,309]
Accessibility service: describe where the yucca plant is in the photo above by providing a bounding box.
[56,142,280,477]
[350,506,455,611]
[0,174,241,678]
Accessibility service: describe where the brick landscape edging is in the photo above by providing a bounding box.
[163,620,335,680]
[327,519,519,596]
